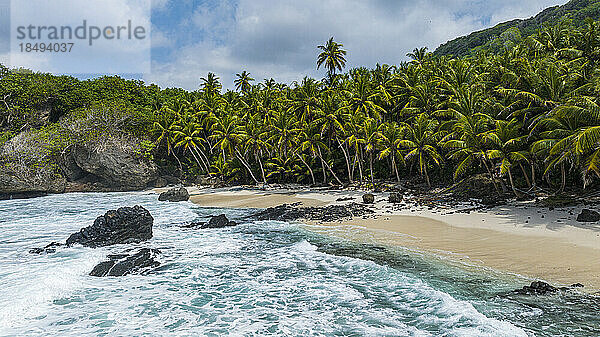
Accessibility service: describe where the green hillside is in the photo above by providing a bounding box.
[435,0,600,56]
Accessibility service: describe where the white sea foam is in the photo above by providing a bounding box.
[0,192,567,336]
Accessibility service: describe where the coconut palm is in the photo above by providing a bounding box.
[234,71,255,93]
[317,37,347,81]
[399,113,443,188]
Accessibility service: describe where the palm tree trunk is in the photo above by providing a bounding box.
[337,139,352,183]
[423,162,431,188]
[257,154,267,184]
[319,154,343,185]
[317,147,342,185]
[392,155,400,182]
[235,149,260,184]
[519,163,531,188]
[482,158,501,195]
[531,162,537,188]
[560,162,566,193]
[358,148,364,183]
[169,147,184,178]
[296,153,315,185]
[188,148,204,172]
[347,143,354,181]
[369,152,375,186]
[508,168,519,198]
[319,154,327,184]
[192,147,210,173]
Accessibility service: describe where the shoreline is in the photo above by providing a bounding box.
[181,186,600,293]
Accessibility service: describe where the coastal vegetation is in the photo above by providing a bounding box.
[435,0,600,56]
[2,17,600,198]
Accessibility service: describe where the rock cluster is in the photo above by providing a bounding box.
[576,209,600,222]
[185,214,238,229]
[89,248,161,277]
[158,187,190,202]
[362,193,375,204]
[252,202,374,223]
[512,281,584,295]
[66,206,154,248]
[388,192,403,203]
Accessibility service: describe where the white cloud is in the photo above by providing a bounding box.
[143,0,566,90]
[9,0,151,74]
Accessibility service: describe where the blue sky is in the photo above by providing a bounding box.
[3,0,568,90]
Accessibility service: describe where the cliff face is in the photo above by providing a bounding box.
[435,0,600,57]
[0,131,159,199]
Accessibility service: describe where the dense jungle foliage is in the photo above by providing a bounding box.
[435,0,600,57]
[2,18,600,197]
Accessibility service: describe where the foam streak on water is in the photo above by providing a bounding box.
[0,192,597,336]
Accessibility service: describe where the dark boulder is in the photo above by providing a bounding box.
[158,187,189,202]
[510,281,584,295]
[183,214,237,229]
[577,209,600,222]
[362,193,375,204]
[388,192,403,203]
[66,206,153,248]
[90,248,160,277]
[204,214,237,229]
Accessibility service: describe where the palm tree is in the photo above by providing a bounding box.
[234,71,255,93]
[362,118,382,186]
[173,121,210,173]
[208,113,260,184]
[298,123,343,185]
[399,113,443,188]
[485,119,530,197]
[317,37,347,81]
[406,47,431,67]
[378,122,404,182]
[200,72,222,96]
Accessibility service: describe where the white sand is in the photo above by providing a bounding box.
[165,186,600,292]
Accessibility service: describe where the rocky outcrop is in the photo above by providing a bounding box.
[252,203,374,223]
[205,214,237,228]
[0,169,66,200]
[184,214,237,229]
[66,206,153,248]
[512,281,584,295]
[90,248,161,277]
[29,242,63,254]
[362,193,375,204]
[66,144,158,190]
[388,192,403,203]
[158,187,189,202]
[576,209,600,222]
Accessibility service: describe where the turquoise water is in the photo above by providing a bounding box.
[0,192,599,336]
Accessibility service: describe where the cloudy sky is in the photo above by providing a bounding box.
[3,0,569,90]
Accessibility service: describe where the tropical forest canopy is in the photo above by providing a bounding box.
[435,0,600,57]
[2,17,600,198]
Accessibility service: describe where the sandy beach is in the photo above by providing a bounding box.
[178,186,600,292]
